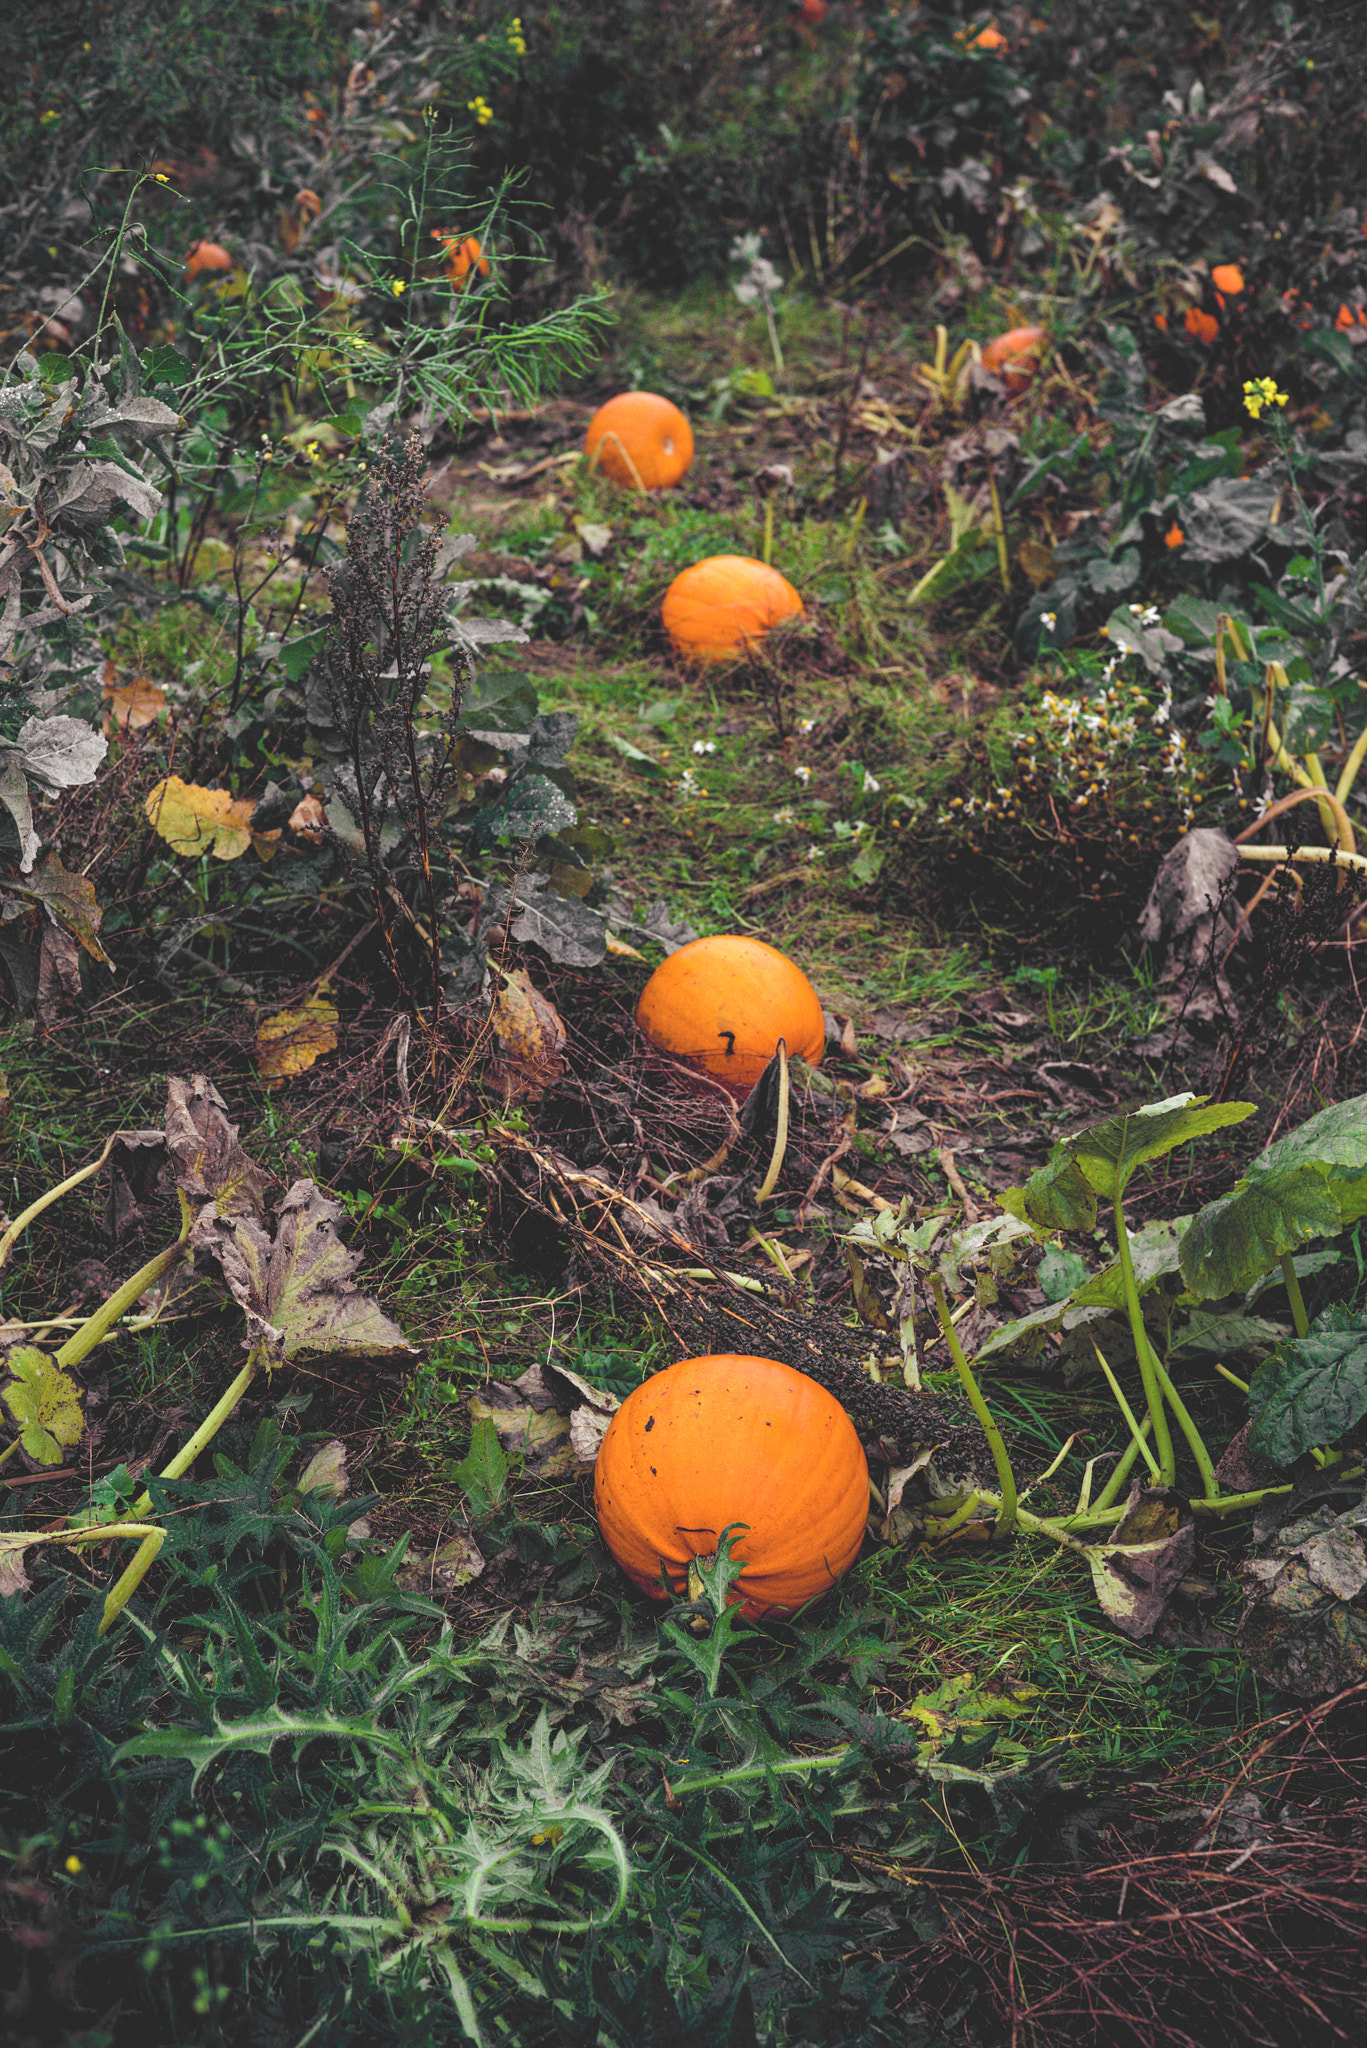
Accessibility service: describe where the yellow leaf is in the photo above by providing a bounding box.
[145,776,257,860]
[255,992,340,1089]
[1017,539,1056,588]
[605,930,645,961]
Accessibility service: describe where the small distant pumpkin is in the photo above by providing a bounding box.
[185,240,233,280]
[636,933,825,1098]
[661,555,803,664]
[955,22,1007,49]
[432,231,490,289]
[584,392,694,492]
[980,325,1046,394]
[594,1354,870,1621]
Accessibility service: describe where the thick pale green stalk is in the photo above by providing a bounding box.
[99,1526,166,1635]
[1090,1341,1162,1482]
[929,1274,1017,1534]
[130,1355,259,1519]
[1151,1355,1219,1499]
[1090,1416,1152,1514]
[1113,1191,1175,1486]
[55,1210,190,1371]
[1280,1254,1310,1340]
[0,1134,122,1274]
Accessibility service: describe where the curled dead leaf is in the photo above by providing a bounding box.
[490,968,567,1101]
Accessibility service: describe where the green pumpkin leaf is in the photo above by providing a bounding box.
[1000,1153,1097,1234]
[1005,1096,1253,1234]
[1179,1093,1367,1301]
[1247,1307,1367,1467]
[1065,1094,1256,1205]
[3,1348,85,1466]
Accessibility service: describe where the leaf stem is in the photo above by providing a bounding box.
[1150,1354,1219,1498]
[129,1353,260,1519]
[929,1274,1017,1534]
[1089,1340,1162,1482]
[1113,1190,1175,1486]
[1279,1253,1310,1339]
[55,1196,191,1371]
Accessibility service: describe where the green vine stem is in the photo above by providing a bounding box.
[929,1273,1018,1534]
[1089,1340,1161,1483]
[1113,1191,1175,1487]
[1150,1355,1219,1499]
[0,1132,123,1274]
[55,1197,192,1371]
[129,1351,262,1520]
[1279,1253,1311,1340]
[1089,1415,1153,1516]
[0,1523,166,1637]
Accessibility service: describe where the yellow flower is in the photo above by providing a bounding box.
[65,1855,84,1875]
[1242,376,1288,419]
[391,277,406,296]
[467,96,494,125]
[154,172,169,184]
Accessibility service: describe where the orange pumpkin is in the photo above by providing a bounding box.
[594,1354,869,1621]
[661,555,803,664]
[584,392,694,491]
[185,240,234,280]
[980,325,1046,393]
[636,933,824,1098]
[432,231,490,289]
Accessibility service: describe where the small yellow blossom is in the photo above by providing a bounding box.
[467,96,494,126]
[153,172,169,184]
[65,1855,84,1875]
[1242,376,1288,420]
[507,16,527,53]
[391,277,406,296]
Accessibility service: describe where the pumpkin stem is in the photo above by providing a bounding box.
[587,428,648,495]
[755,1039,790,1203]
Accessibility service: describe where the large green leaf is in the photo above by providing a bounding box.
[1247,1307,1367,1467]
[999,1154,1097,1234]
[1065,1094,1255,1204]
[1179,1092,1367,1300]
[1004,1096,1253,1232]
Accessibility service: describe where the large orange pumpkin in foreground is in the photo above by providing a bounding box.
[980,324,1046,394]
[594,1354,869,1621]
[584,392,694,491]
[661,555,803,663]
[636,934,824,1097]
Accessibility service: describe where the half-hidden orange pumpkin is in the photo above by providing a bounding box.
[584,392,694,491]
[185,240,234,280]
[635,933,824,1098]
[661,555,803,664]
[979,325,1046,394]
[594,1354,869,1621]
[432,231,490,288]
